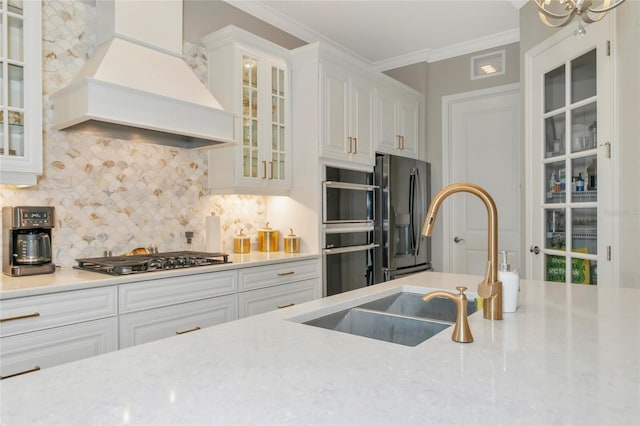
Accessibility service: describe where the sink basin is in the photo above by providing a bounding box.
[355,291,477,322]
[298,291,478,347]
[304,308,451,347]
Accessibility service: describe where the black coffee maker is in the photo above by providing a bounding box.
[2,206,56,277]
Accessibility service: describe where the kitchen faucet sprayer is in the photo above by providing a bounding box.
[421,183,503,320]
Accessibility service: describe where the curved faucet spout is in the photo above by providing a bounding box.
[421,183,503,320]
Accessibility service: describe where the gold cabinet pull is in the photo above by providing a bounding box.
[401,135,405,150]
[175,326,201,335]
[276,271,295,276]
[1,366,41,380]
[262,160,267,179]
[347,136,353,153]
[277,303,295,309]
[353,137,358,154]
[397,135,401,149]
[269,161,274,180]
[0,312,40,323]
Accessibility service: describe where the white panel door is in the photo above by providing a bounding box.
[445,85,521,275]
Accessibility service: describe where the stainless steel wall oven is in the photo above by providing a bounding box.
[322,167,380,296]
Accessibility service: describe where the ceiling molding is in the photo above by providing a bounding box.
[374,28,520,71]
[225,0,521,72]
[224,0,374,65]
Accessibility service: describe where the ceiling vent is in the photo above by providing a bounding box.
[471,50,506,80]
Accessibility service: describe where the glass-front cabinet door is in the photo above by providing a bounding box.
[528,17,613,285]
[237,50,289,187]
[204,26,290,195]
[0,0,41,185]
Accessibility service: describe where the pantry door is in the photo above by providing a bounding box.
[525,17,614,285]
[443,84,521,276]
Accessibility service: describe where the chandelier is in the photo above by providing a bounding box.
[532,0,627,28]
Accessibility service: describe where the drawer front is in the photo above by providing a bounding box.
[0,287,117,338]
[238,259,320,292]
[0,317,118,380]
[119,270,237,314]
[238,278,320,319]
[119,294,237,348]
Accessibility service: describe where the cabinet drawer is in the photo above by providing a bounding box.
[0,287,117,338]
[119,294,237,348]
[0,317,117,380]
[238,278,320,318]
[119,271,237,314]
[238,259,320,292]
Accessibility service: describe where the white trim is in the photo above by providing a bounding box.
[225,0,520,71]
[441,83,521,273]
[375,29,520,71]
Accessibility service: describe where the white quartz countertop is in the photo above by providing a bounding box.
[1,272,639,425]
[0,252,320,299]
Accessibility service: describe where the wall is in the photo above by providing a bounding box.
[519,2,640,288]
[0,1,271,267]
[422,42,520,272]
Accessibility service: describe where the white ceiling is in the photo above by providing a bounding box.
[219,1,526,71]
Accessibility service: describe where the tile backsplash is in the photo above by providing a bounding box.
[0,1,267,266]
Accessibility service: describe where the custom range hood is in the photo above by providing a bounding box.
[51,0,234,149]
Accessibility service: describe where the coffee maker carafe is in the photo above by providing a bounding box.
[3,206,56,277]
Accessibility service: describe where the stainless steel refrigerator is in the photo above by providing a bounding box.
[374,154,431,282]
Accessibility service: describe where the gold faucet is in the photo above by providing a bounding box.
[423,286,473,343]
[421,183,503,321]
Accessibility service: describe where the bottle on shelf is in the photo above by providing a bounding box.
[549,171,556,192]
[576,173,585,192]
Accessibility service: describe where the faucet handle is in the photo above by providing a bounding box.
[477,261,498,299]
[455,286,468,295]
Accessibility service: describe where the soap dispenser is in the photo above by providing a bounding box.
[499,250,519,313]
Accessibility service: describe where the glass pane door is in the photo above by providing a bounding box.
[0,1,25,158]
[241,54,259,179]
[270,65,286,181]
[542,49,598,285]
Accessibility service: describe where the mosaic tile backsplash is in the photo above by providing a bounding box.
[0,1,267,266]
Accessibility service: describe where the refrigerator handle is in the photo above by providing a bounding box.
[413,167,422,257]
[409,169,417,255]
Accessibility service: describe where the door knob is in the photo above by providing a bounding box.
[453,236,465,243]
[530,245,541,255]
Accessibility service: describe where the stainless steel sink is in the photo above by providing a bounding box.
[304,308,451,347]
[355,291,477,322]
[300,291,478,347]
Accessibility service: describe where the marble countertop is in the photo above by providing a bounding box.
[0,252,320,299]
[1,272,639,425]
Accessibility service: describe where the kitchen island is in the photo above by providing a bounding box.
[1,272,638,425]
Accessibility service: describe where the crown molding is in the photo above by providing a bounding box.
[225,1,520,72]
[224,0,373,65]
[374,28,519,71]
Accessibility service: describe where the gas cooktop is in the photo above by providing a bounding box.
[75,251,231,276]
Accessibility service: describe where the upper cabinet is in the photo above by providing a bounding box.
[320,60,375,167]
[376,85,420,159]
[202,26,291,195]
[0,0,42,186]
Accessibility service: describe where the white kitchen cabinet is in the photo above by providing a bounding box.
[320,61,375,166]
[376,86,420,159]
[203,26,291,195]
[237,258,321,318]
[0,318,117,380]
[119,295,237,348]
[0,0,42,185]
[238,279,319,318]
[118,270,237,348]
[0,287,117,378]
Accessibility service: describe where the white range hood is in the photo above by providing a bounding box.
[51,0,234,149]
